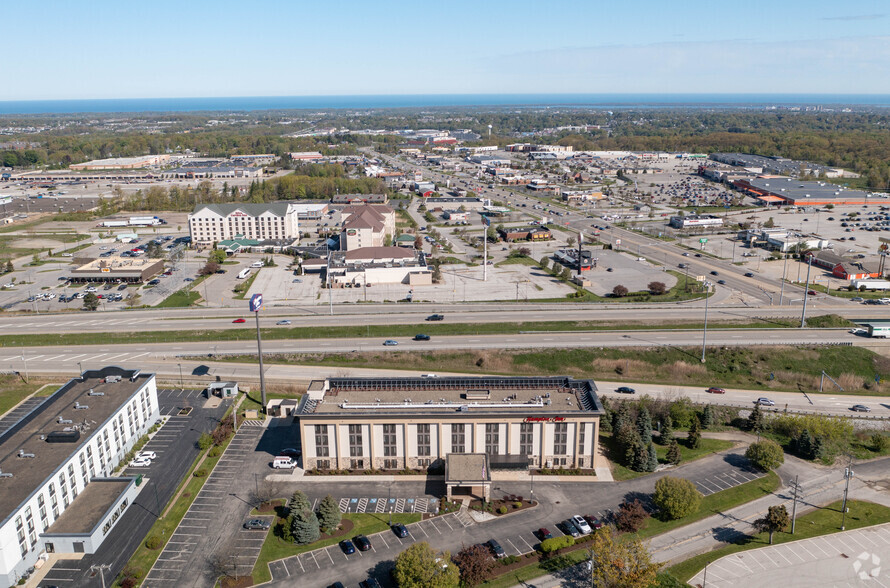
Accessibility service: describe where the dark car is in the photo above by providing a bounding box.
[537,527,553,540]
[710,271,719,276]
[561,520,581,538]
[278,448,301,459]
[616,386,636,394]
[487,539,506,558]
[359,580,381,588]
[744,272,754,277]
[328,583,345,588]
[413,334,431,341]
[243,519,270,530]
[426,314,445,321]
[707,387,726,394]
[148,278,161,285]
[339,539,356,554]
[851,404,871,412]
[117,283,128,290]
[392,523,409,538]
[354,534,371,551]
[717,280,726,285]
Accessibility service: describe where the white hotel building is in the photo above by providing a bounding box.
[0,367,159,586]
[187,202,300,245]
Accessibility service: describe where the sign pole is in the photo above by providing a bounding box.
[482,215,490,282]
[250,293,267,412]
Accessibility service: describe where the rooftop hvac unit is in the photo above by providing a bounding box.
[0,469,13,478]
[88,390,105,396]
[46,430,81,443]
[17,449,35,458]
[73,402,89,410]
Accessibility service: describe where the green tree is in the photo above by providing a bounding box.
[453,543,493,587]
[647,442,658,472]
[637,407,653,445]
[753,505,790,544]
[763,217,775,228]
[812,436,829,461]
[745,439,785,471]
[666,439,681,465]
[5,260,13,273]
[795,429,814,459]
[686,415,702,450]
[394,541,459,588]
[701,405,714,429]
[588,526,661,588]
[653,476,702,520]
[539,256,550,270]
[208,249,227,264]
[612,284,629,297]
[747,403,764,433]
[290,509,320,545]
[560,266,572,281]
[872,432,889,453]
[316,494,341,531]
[659,415,674,445]
[83,292,100,311]
[290,490,310,513]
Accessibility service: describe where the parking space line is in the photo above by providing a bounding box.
[427,519,443,534]
[378,534,389,549]
[309,550,320,568]
[325,548,334,564]
[416,522,429,537]
[518,534,534,552]
[440,516,454,530]
[505,538,521,556]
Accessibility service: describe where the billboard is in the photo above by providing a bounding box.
[249,293,263,313]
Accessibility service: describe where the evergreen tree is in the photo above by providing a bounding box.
[637,407,653,445]
[666,440,681,465]
[701,405,714,429]
[813,436,828,461]
[614,402,631,433]
[647,442,658,472]
[316,494,341,531]
[659,415,674,446]
[687,415,702,450]
[747,404,764,433]
[634,442,650,472]
[290,509,320,545]
[796,429,814,459]
[290,490,310,514]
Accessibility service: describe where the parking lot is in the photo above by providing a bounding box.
[694,467,765,497]
[689,522,890,587]
[338,496,439,514]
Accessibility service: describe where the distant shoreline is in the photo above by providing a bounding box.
[2,93,890,115]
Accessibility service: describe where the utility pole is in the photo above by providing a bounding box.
[800,254,812,328]
[779,253,788,305]
[790,475,801,534]
[701,282,711,363]
[841,457,854,531]
[90,564,111,588]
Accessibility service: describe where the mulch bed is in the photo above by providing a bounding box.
[220,576,254,588]
[469,498,537,516]
[255,499,285,514]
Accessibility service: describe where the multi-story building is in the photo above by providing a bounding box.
[339,204,395,251]
[296,376,604,475]
[0,367,159,586]
[188,202,300,245]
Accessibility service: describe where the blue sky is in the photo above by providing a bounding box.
[3,0,889,100]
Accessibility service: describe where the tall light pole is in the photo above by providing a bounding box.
[841,458,854,531]
[90,564,111,588]
[177,363,184,388]
[800,254,813,328]
[250,293,267,412]
[482,215,490,282]
[701,281,711,363]
[779,253,789,305]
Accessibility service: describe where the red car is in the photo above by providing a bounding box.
[583,515,605,530]
[232,318,246,323]
[707,387,726,394]
[807,290,817,295]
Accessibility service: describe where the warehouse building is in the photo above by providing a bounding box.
[188,202,300,245]
[295,376,604,483]
[669,214,724,229]
[0,367,159,586]
[69,257,164,284]
[733,177,875,206]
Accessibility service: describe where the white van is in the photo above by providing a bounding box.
[251,261,264,268]
[272,456,296,469]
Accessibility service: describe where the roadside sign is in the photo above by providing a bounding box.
[249,293,263,313]
[879,237,890,244]
[696,275,706,282]
[699,238,708,244]
[615,239,621,245]
[481,215,490,227]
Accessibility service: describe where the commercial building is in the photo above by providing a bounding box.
[295,376,604,478]
[319,247,431,287]
[669,215,724,229]
[498,226,552,242]
[561,190,603,203]
[289,203,329,220]
[69,257,164,284]
[331,193,389,205]
[425,197,487,211]
[739,228,829,253]
[733,177,875,206]
[70,155,171,171]
[289,152,325,162]
[188,202,300,245]
[710,153,856,178]
[443,210,470,222]
[339,204,396,251]
[805,251,881,280]
[0,367,159,586]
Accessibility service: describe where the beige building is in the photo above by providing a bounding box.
[339,204,396,251]
[296,377,604,477]
[188,202,300,245]
[70,155,171,170]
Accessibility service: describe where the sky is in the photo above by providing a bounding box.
[3,0,890,101]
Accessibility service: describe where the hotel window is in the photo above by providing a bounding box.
[485,424,500,455]
[87,446,96,477]
[67,464,77,498]
[350,458,364,469]
[315,425,330,457]
[520,423,534,455]
[579,424,586,451]
[451,424,465,453]
[60,473,70,506]
[38,494,48,530]
[553,422,568,455]
[79,453,88,485]
[384,459,398,469]
[383,424,397,457]
[16,516,26,557]
[348,424,363,457]
[49,483,59,518]
[417,424,431,457]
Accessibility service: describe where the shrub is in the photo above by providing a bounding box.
[197,432,213,450]
[745,439,785,471]
[145,535,163,549]
[498,506,508,514]
[653,476,702,520]
[193,468,208,477]
[501,554,521,566]
[514,501,522,509]
[872,433,889,453]
[612,284,629,297]
[614,499,649,533]
[540,535,574,553]
[208,446,221,458]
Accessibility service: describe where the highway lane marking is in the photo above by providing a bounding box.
[66,353,89,361]
[103,352,131,361]
[42,354,68,362]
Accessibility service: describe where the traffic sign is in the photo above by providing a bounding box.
[615,238,621,245]
[249,293,263,313]
[699,238,708,244]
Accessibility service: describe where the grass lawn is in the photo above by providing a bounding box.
[156,289,202,308]
[251,512,422,583]
[233,271,260,300]
[666,499,890,583]
[495,256,538,267]
[0,376,58,416]
[601,434,735,481]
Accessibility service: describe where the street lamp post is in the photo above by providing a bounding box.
[90,564,111,588]
[701,282,711,363]
[841,458,854,530]
[779,253,789,305]
[250,294,267,412]
[800,255,813,328]
[178,363,184,388]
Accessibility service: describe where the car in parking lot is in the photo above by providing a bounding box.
[276,320,292,326]
[137,451,157,460]
[383,339,399,346]
[707,387,726,394]
[851,404,871,412]
[392,523,409,538]
[278,448,301,459]
[339,539,356,555]
[426,314,445,321]
[583,515,605,530]
[487,539,506,558]
[615,386,636,394]
[129,456,151,467]
[571,515,592,534]
[561,519,581,537]
[232,318,246,323]
[243,519,271,530]
[413,334,431,341]
[148,279,161,285]
[359,579,381,588]
[354,535,371,551]
[536,527,553,540]
[755,397,775,406]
